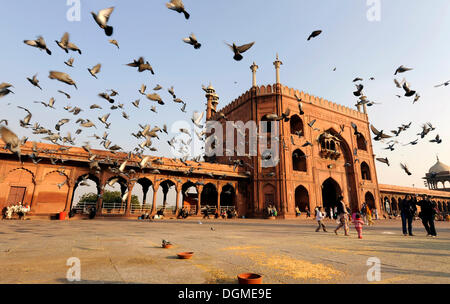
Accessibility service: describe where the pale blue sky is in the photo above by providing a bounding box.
[1,0,450,191]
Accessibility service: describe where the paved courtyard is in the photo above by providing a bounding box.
[0,217,449,284]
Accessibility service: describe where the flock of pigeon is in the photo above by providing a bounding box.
[0,0,446,189]
[351,66,445,177]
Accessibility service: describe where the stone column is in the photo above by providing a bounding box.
[63,182,75,212]
[197,185,203,215]
[151,183,159,215]
[125,183,134,216]
[217,187,221,214]
[96,186,104,215]
[175,186,180,215]
[273,54,283,84]
[250,62,259,87]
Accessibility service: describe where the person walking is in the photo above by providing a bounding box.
[353,213,365,239]
[367,208,374,226]
[315,206,327,232]
[399,195,416,236]
[416,195,437,237]
[305,207,311,218]
[334,196,349,236]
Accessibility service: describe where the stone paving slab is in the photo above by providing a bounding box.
[0,218,449,284]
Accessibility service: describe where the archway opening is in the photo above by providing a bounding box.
[156,180,177,214]
[71,174,99,214]
[102,176,128,214]
[220,184,236,213]
[365,191,375,210]
[295,185,309,212]
[292,149,307,172]
[357,135,367,151]
[201,183,218,211]
[321,178,341,211]
[182,182,198,214]
[361,162,371,180]
[290,115,304,136]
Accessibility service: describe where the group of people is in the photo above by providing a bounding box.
[314,194,439,238]
[202,206,237,220]
[314,196,373,239]
[399,194,438,237]
[266,204,278,217]
[295,206,311,218]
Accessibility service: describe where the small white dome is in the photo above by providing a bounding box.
[429,157,450,173]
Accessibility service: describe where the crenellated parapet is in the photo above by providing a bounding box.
[212,84,368,121]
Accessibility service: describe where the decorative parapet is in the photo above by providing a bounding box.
[213,84,368,121]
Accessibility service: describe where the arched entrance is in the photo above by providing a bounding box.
[295,185,309,212]
[323,129,359,211]
[321,178,341,210]
[220,184,236,213]
[365,191,375,210]
[201,183,218,210]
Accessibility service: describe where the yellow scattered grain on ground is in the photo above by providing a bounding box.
[238,251,344,281]
[193,263,235,284]
[221,245,262,251]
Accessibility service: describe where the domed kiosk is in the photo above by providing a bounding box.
[424,157,450,191]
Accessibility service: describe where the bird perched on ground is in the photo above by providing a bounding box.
[395,65,413,75]
[0,126,21,158]
[307,30,322,40]
[24,36,51,55]
[27,74,42,90]
[370,125,392,141]
[225,41,255,61]
[48,71,77,89]
[109,39,119,49]
[127,57,154,74]
[400,163,412,176]
[376,157,390,166]
[183,33,201,49]
[88,64,102,79]
[166,0,190,19]
[91,7,115,36]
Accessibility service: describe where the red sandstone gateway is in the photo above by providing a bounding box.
[1,69,449,219]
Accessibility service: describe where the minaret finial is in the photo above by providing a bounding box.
[250,62,259,87]
[273,53,283,84]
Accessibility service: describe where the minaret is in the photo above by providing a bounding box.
[273,53,283,84]
[250,62,259,87]
[205,84,219,120]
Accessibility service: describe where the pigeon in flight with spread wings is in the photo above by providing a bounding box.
[166,0,190,20]
[183,33,201,49]
[91,7,115,36]
[225,41,255,61]
[370,125,392,141]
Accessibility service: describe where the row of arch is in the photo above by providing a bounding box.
[262,177,377,214]
[71,174,237,216]
[381,195,450,215]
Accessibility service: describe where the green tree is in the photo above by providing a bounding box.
[79,191,140,210]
